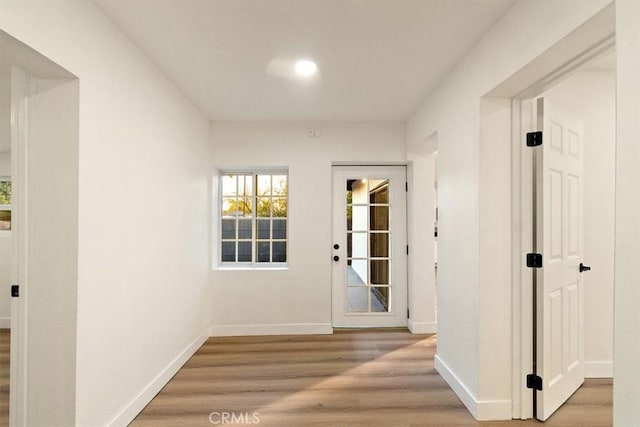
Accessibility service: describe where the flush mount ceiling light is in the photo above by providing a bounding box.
[266,57,320,83]
[294,59,318,78]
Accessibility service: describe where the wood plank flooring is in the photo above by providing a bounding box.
[0,329,9,427]
[132,330,612,426]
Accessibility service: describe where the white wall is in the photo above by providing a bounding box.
[406,0,612,420]
[0,1,211,425]
[210,122,405,335]
[543,71,615,377]
[614,2,640,424]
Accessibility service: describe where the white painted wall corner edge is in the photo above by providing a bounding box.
[106,329,210,426]
[209,323,333,337]
[407,320,437,334]
[434,354,512,421]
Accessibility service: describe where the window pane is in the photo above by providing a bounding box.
[238,219,252,239]
[272,219,286,239]
[238,175,253,197]
[257,219,270,239]
[272,175,287,196]
[0,210,11,231]
[257,175,271,196]
[370,206,389,230]
[221,219,236,239]
[221,198,236,216]
[222,175,237,196]
[272,242,286,262]
[256,197,270,217]
[370,232,389,257]
[0,181,11,205]
[221,242,236,262]
[237,241,252,262]
[257,242,270,262]
[272,198,287,218]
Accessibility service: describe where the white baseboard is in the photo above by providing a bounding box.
[407,320,436,334]
[434,354,511,421]
[0,318,10,328]
[209,323,333,337]
[107,328,209,426]
[585,360,613,378]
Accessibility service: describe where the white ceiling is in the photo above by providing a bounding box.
[95,0,516,122]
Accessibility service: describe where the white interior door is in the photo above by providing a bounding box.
[331,166,407,328]
[535,97,585,420]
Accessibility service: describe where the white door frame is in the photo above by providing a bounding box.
[509,38,615,419]
[331,165,408,328]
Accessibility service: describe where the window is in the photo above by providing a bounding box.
[0,178,11,232]
[219,171,288,265]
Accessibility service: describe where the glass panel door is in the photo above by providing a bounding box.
[332,166,407,328]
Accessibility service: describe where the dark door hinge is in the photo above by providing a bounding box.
[526,374,543,390]
[405,182,408,192]
[406,245,409,255]
[407,309,410,319]
[526,131,543,147]
[526,253,543,268]
[11,285,19,298]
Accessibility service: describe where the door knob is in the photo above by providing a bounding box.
[579,263,591,273]
[333,244,340,250]
[333,255,340,262]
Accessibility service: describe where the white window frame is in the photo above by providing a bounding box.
[216,169,288,268]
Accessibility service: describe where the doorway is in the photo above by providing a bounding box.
[331,166,408,328]
[512,47,616,421]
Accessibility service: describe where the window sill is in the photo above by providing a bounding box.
[214,265,289,272]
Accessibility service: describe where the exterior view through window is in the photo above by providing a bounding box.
[220,172,288,264]
[0,179,11,231]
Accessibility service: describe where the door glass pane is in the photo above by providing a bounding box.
[370,184,389,204]
[342,176,393,314]
[371,287,390,312]
[370,260,389,284]
[370,206,389,230]
[351,232,367,258]
[347,261,367,285]
[350,206,367,231]
[347,287,369,313]
[370,232,389,257]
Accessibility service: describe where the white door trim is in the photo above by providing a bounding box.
[331,165,408,328]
